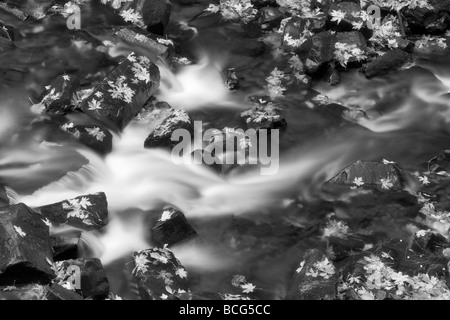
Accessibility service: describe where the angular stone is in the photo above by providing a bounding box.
[114,27,174,63]
[35,74,80,115]
[132,247,189,300]
[240,101,287,130]
[329,2,363,31]
[335,31,367,66]
[257,7,285,30]
[38,193,108,231]
[282,17,312,53]
[152,207,197,247]
[79,52,160,131]
[51,232,81,261]
[0,203,55,284]
[286,249,338,300]
[144,107,193,149]
[304,31,336,73]
[329,160,403,191]
[54,258,109,299]
[101,0,172,35]
[363,50,410,78]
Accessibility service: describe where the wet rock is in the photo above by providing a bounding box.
[51,232,81,261]
[286,249,338,300]
[282,17,313,53]
[47,283,83,300]
[335,31,367,67]
[0,2,29,21]
[132,247,189,300]
[144,107,193,149]
[38,192,108,231]
[325,64,340,85]
[257,7,285,31]
[34,74,80,115]
[75,124,113,155]
[101,0,173,35]
[328,2,363,32]
[0,22,15,41]
[304,31,336,74]
[0,203,55,285]
[114,27,175,63]
[79,52,160,131]
[362,50,410,79]
[329,160,403,191]
[413,37,450,56]
[54,258,109,299]
[426,150,450,173]
[224,67,239,91]
[152,207,197,247]
[240,101,287,130]
[404,0,450,33]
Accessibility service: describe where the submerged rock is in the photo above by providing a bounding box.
[132,247,189,300]
[144,107,193,149]
[240,101,287,130]
[329,160,403,191]
[286,249,338,300]
[0,203,55,285]
[34,74,80,115]
[79,52,160,131]
[152,207,197,247]
[362,50,410,78]
[114,27,175,63]
[38,192,108,231]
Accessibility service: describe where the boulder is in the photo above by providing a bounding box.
[132,247,189,300]
[328,2,363,32]
[286,249,338,300]
[282,17,313,53]
[152,207,197,247]
[114,27,175,63]
[79,52,160,131]
[304,31,336,73]
[0,203,55,285]
[38,192,108,231]
[362,50,410,78]
[257,7,285,30]
[144,107,193,149]
[329,160,403,191]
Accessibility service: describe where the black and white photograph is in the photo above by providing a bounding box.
[1,0,450,308]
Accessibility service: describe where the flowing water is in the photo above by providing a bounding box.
[1,0,450,298]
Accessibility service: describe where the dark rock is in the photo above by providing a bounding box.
[47,283,83,300]
[426,150,450,173]
[0,284,49,300]
[396,37,415,52]
[0,22,15,41]
[38,192,108,231]
[101,0,173,35]
[144,107,193,149]
[79,53,160,131]
[55,259,109,299]
[424,12,450,33]
[329,160,403,191]
[362,50,410,79]
[304,31,336,73]
[414,37,450,55]
[282,17,313,53]
[404,0,450,33]
[152,207,197,247]
[257,7,285,30]
[240,102,287,130]
[325,64,341,85]
[286,249,338,300]
[0,203,55,285]
[224,67,239,91]
[74,124,113,155]
[51,232,81,261]
[132,247,189,300]
[0,2,29,21]
[114,27,175,63]
[335,31,367,67]
[35,74,80,115]
[328,2,363,32]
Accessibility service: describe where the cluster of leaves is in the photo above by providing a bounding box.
[296,256,336,279]
[231,274,257,294]
[322,219,350,239]
[361,0,432,11]
[152,109,191,137]
[205,0,257,23]
[338,253,450,300]
[334,42,368,68]
[265,68,288,98]
[62,196,95,225]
